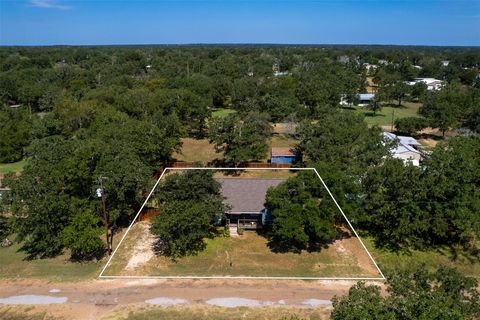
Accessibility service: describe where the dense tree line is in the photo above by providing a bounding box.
[2,106,181,259]
[208,111,272,165]
[331,266,480,320]
[361,137,480,251]
[0,45,479,260]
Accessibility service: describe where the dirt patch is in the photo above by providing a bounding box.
[340,237,380,277]
[125,222,155,271]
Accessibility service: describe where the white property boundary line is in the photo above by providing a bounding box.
[99,167,386,281]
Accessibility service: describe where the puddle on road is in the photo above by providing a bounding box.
[145,297,187,305]
[206,297,276,308]
[301,299,332,307]
[0,295,68,305]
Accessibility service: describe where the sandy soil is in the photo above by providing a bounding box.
[0,278,384,319]
[125,223,155,271]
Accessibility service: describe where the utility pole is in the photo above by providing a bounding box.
[98,177,111,255]
[391,109,395,132]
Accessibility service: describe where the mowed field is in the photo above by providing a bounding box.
[350,101,422,127]
[172,133,299,164]
[102,222,381,278]
[364,238,480,278]
[0,241,102,281]
[0,159,28,174]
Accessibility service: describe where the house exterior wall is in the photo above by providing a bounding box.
[392,152,422,166]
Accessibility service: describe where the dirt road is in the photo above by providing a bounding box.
[0,278,384,319]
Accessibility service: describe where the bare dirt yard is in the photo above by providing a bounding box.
[102,222,381,279]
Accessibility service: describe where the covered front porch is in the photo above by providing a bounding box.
[226,212,264,230]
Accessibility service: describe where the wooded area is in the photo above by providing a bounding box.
[0,45,479,266]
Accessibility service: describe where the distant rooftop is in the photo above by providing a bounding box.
[359,93,375,100]
[383,132,422,154]
[217,178,286,213]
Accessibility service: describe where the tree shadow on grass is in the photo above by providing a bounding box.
[447,244,480,264]
[381,103,408,109]
[258,225,353,254]
[364,112,386,118]
[370,233,480,265]
[340,106,357,111]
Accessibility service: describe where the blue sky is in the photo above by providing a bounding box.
[0,0,479,46]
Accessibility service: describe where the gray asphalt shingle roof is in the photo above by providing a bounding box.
[216,178,286,213]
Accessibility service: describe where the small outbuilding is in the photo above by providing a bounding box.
[270,147,299,164]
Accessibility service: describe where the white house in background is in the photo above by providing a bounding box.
[441,60,450,67]
[358,93,376,106]
[406,78,444,91]
[383,132,424,166]
[364,63,378,72]
[340,93,375,107]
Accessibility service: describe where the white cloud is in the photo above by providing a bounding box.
[29,0,71,10]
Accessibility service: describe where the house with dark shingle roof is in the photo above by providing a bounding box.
[216,178,286,229]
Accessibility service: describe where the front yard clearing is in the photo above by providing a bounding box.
[102,221,380,278]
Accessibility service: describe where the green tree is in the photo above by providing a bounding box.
[423,100,458,136]
[390,81,409,106]
[151,170,227,258]
[62,211,104,260]
[420,92,460,137]
[366,99,382,116]
[394,116,428,135]
[6,137,84,258]
[362,158,429,250]
[0,106,32,163]
[297,112,387,175]
[331,266,480,320]
[423,137,480,249]
[157,169,223,204]
[208,111,272,165]
[151,199,223,259]
[265,173,337,252]
[5,109,181,259]
[362,138,480,251]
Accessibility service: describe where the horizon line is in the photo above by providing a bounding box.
[1,42,479,48]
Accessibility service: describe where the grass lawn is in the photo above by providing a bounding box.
[0,159,28,174]
[173,138,220,164]
[107,305,330,320]
[363,237,480,278]
[103,222,380,278]
[350,102,422,127]
[211,108,237,118]
[0,229,130,282]
[270,134,298,148]
[1,305,330,320]
[213,169,296,180]
[173,134,298,164]
[0,242,101,281]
